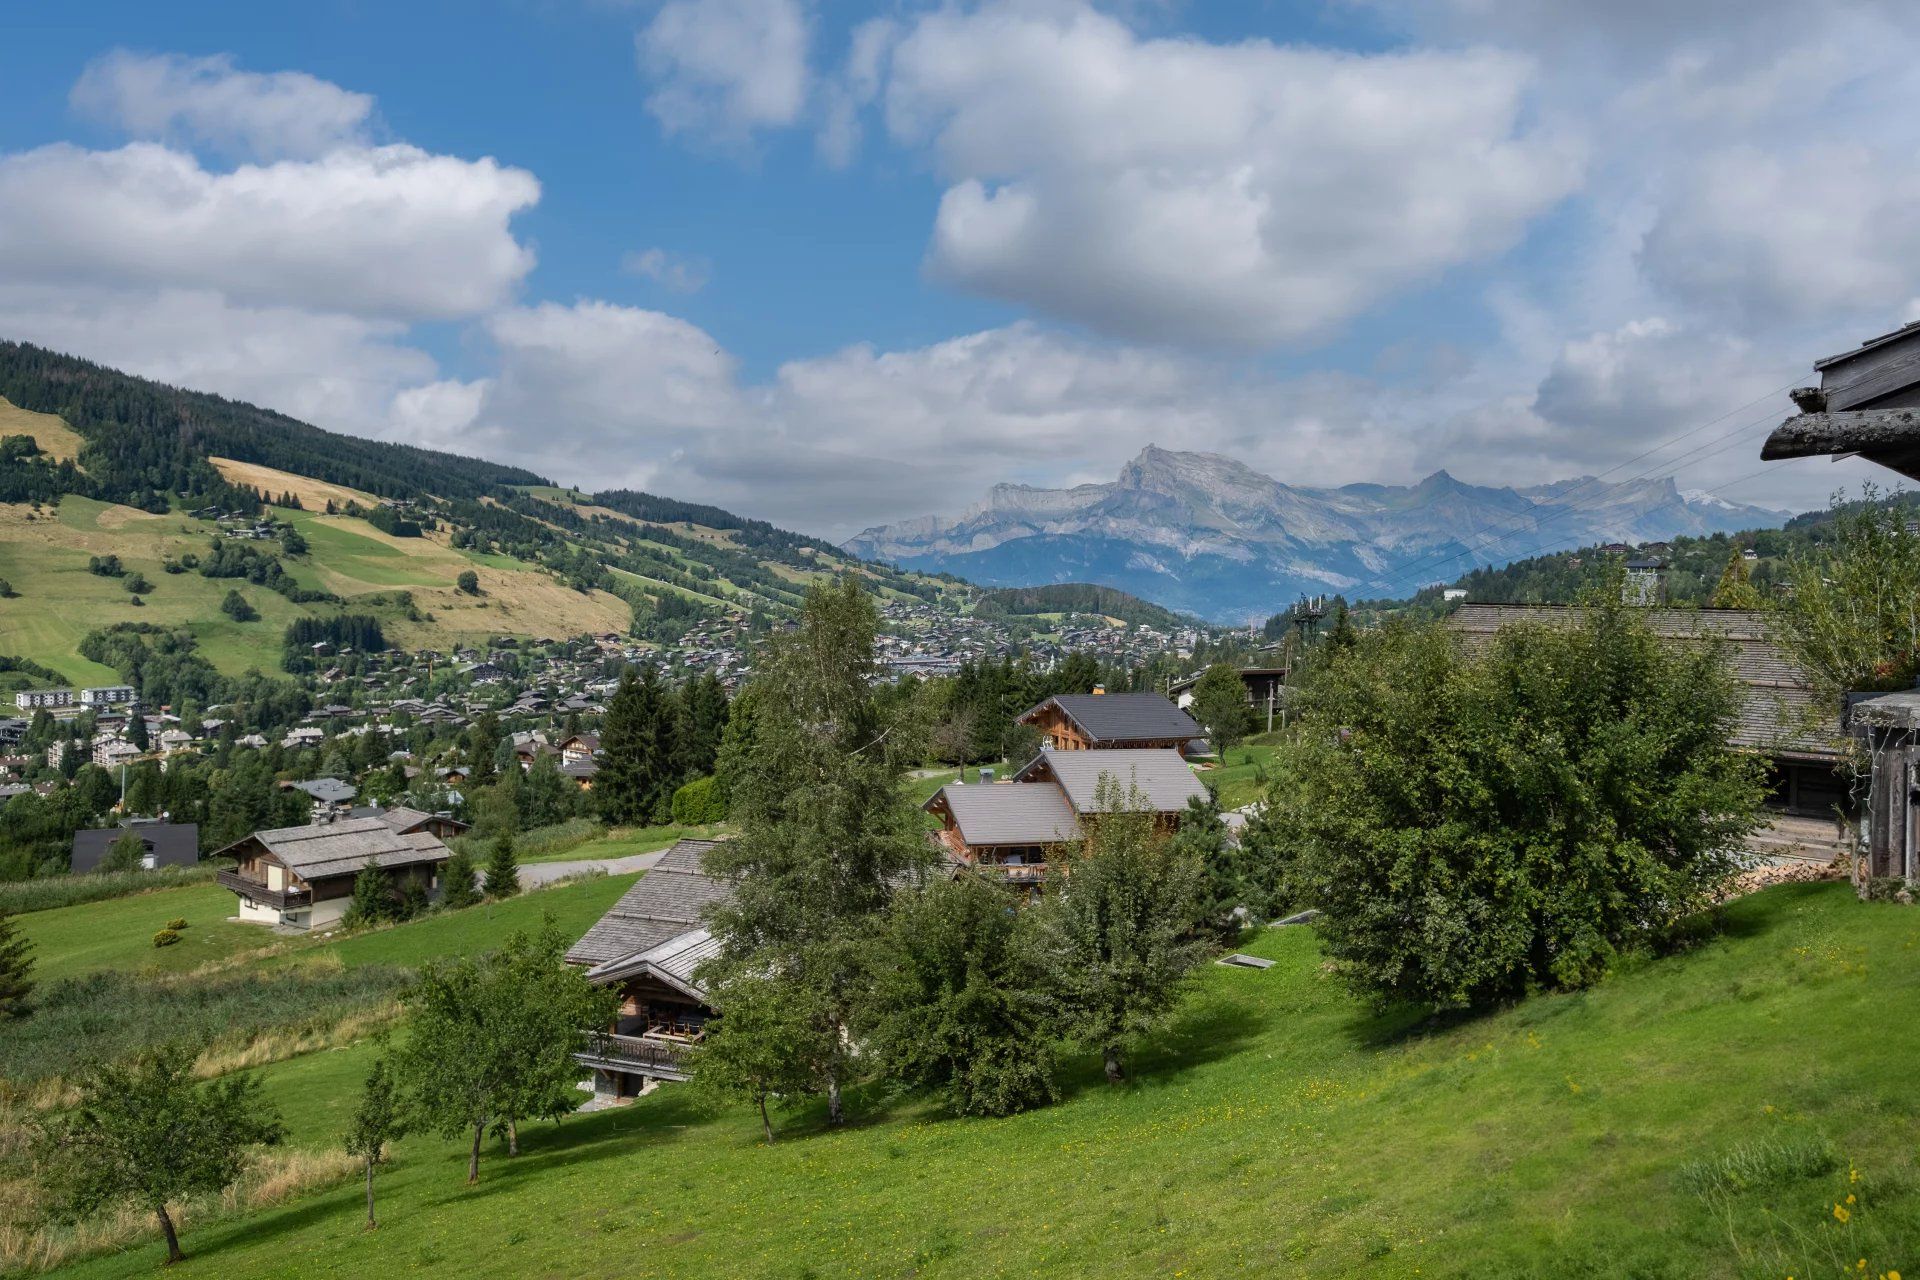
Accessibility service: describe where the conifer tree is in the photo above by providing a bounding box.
[346,858,391,926]
[484,831,519,899]
[1711,548,1764,609]
[0,906,34,1018]
[595,667,677,825]
[441,847,480,910]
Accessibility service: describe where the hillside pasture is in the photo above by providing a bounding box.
[33,882,1920,1280]
[207,457,378,514]
[0,395,84,461]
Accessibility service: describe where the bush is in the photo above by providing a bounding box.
[152,929,181,948]
[670,775,725,825]
[164,917,188,931]
[1264,599,1767,1009]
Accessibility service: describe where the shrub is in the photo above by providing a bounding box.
[164,917,188,931]
[1264,596,1767,1009]
[151,929,181,948]
[670,775,725,824]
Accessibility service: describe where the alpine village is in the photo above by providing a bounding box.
[11,12,1920,1280]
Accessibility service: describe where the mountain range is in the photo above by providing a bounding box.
[845,446,1788,622]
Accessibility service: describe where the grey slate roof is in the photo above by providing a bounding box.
[926,782,1082,847]
[1015,748,1208,814]
[1019,692,1200,744]
[1446,603,1838,759]
[72,822,200,874]
[217,817,450,882]
[566,838,732,967]
[292,777,358,804]
[584,926,721,999]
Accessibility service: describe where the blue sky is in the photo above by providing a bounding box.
[2,1,1915,536]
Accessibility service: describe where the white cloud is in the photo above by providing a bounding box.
[621,247,711,293]
[639,0,812,146]
[876,2,1581,346]
[0,284,434,434]
[0,142,538,321]
[71,50,375,160]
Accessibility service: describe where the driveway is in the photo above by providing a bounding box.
[521,845,672,889]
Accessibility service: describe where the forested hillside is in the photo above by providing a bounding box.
[974,582,1188,629]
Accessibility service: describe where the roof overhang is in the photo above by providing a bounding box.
[1761,409,1920,484]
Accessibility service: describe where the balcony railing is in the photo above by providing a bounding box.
[575,1031,693,1081]
[215,869,311,911]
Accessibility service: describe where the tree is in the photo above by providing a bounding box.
[466,710,501,783]
[1174,789,1253,940]
[344,1056,407,1229]
[34,1043,284,1264]
[456,569,480,595]
[398,921,613,1182]
[346,858,392,926]
[1034,777,1207,1083]
[596,667,678,825]
[691,973,835,1143]
[484,831,519,899]
[1267,603,1765,1009]
[703,579,930,1125]
[0,577,15,598]
[1190,663,1255,756]
[102,831,150,873]
[441,846,480,910]
[220,589,259,622]
[1774,486,1920,704]
[1710,549,1763,609]
[127,712,150,752]
[124,572,154,594]
[0,906,33,1017]
[857,873,1058,1117]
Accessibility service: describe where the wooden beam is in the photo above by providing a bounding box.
[1761,409,1920,483]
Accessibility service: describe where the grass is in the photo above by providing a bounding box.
[0,863,222,916]
[515,822,728,864]
[1203,739,1280,809]
[44,880,1920,1280]
[16,884,282,985]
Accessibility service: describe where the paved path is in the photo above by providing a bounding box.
[521,846,671,889]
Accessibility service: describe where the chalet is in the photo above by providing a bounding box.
[290,776,358,807]
[92,738,141,769]
[1761,319,1920,481]
[72,821,200,874]
[157,729,194,755]
[559,733,600,764]
[924,747,1207,885]
[281,727,325,749]
[1446,604,1849,821]
[566,838,733,1100]
[1167,666,1289,732]
[1017,691,1202,755]
[561,756,600,789]
[215,814,455,930]
[344,803,468,839]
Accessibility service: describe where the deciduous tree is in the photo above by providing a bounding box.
[344,1056,407,1230]
[34,1043,285,1264]
[1190,663,1255,756]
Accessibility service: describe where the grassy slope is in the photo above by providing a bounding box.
[0,395,84,461]
[51,881,1920,1280]
[21,873,641,986]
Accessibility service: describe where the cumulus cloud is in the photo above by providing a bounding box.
[621,247,711,293]
[876,2,1580,346]
[639,0,813,146]
[71,50,375,160]
[0,142,537,320]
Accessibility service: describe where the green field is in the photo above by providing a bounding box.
[35,880,1920,1280]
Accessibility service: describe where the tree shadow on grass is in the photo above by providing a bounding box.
[1052,997,1267,1103]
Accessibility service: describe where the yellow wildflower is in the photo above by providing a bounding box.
[1834,1204,1851,1223]
[1847,1194,1856,1205]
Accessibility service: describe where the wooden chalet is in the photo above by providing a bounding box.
[1018,690,1202,755]
[1446,604,1849,819]
[924,747,1208,886]
[1762,320,1920,481]
[566,838,732,1101]
[214,811,455,930]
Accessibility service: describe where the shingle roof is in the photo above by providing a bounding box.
[1018,692,1200,744]
[292,777,358,804]
[926,782,1082,847]
[1445,603,1839,759]
[1014,748,1208,814]
[583,926,722,999]
[217,817,450,882]
[565,838,732,967]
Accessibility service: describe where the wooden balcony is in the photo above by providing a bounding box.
[215,869,311,911]
[575,1031,693,1082]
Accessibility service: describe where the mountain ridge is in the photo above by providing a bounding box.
[845,446,1789,622]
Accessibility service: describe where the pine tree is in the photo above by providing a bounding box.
[484,831,519,899]
[1711,549,1764,609]
[346,858,391,926]
[0,906,34,1017]
[126,712,149,752]
[441,847,481,910]
[595,668,676,825]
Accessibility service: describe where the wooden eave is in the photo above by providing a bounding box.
[1760,408,1920,485]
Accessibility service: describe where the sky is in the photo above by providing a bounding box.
[3,0,1915,540]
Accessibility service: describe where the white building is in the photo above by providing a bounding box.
[15,689,73,711]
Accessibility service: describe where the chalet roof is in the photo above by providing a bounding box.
[292,777,357,804]
[71,822,200,874]
[1815,319,1920,371]
[215,817,451,882]
[565,838,732,967]
[583,926,721,999]
[1018,692,1200,744]
[1013,748,1209,814]
[926,782,1082,847]
[1445,603,1838,760]
[344,804,470,835]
